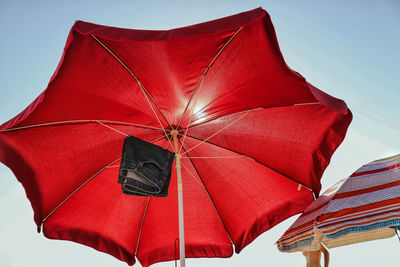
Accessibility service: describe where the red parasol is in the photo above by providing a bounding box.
[0,8,351,266]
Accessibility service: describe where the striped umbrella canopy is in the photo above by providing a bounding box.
[277,154,400,253]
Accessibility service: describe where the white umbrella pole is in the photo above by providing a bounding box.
[171,130,185,267]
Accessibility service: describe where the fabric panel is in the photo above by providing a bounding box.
[43,165,148,266]
[183,137,314,253]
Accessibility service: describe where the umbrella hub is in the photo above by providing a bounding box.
[167,126,185,153]
[170,129,180,155]
[166,125,184,137]
[170,129,179,136]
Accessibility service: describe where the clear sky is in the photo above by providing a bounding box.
[0,0,399,267]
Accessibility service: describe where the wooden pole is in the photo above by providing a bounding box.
[171,130,185,267]
[302,245,329,267]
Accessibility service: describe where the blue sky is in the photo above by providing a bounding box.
[0,1,399,267]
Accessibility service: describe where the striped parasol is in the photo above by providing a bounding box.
[277,154,400,253]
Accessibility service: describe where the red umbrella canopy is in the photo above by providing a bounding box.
[0,8,352,267]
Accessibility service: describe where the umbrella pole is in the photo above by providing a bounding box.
[171,130,185,267]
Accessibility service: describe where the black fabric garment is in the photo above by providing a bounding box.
[118,136,175,197]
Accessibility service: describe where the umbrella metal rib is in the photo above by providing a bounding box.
[95,121,171,143]
[180,161,207,187]
[91,35,174,150]
[177,27,243,154]
[134,137,175,259]
[135,197,150,256]
[182,111,249,156]
[184,134,314,193]
[182,155,248,159]
[2,119,164,132]
[175,26,243,131]
[179,143,235,246]
[41,157,122,225]
[183,102,321,129]
[177,77,205,155]
[96,120,128,136]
